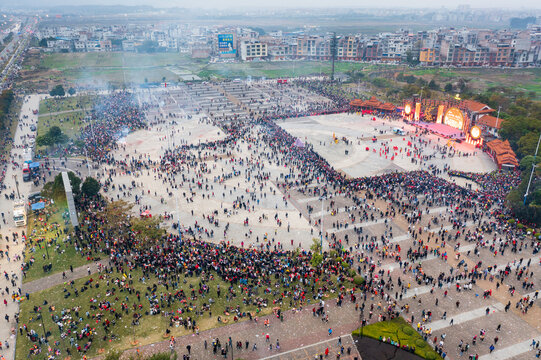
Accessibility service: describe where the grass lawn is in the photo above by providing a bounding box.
[36,111,88,151]
[200,61,367,80]
[39,52,370,84]
[39,95,95,115]
[22,201,92,283]
[39,53,201,86]
[352,317,443,360]
[16,263,351,359]
[42,53,124,70]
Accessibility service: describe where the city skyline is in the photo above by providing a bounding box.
[7,0,541,10]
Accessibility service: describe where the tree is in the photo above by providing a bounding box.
[405,50,419,66]
[444,83,453,92]
[310,238,323,267]
[517,132,541,158]
[49,126,68,145]
[457,78,468,93]
[428,79,439,91]
[68,87,76,96]
[520,155,541,175]
[46,171,81,202]
[67,171,82,197]
[81,177,101,198]
[131,216,166,250]
[39,37,55,47]
[36,133,54,147]
[49,85,65,97]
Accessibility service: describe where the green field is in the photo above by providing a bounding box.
[35,53,370,85]
[38,52,205,85]
[36,95,97,152]
[39,95,95,114]
[407,67,541,98]
[352,317,443,360]
[17,258,350,359]
[24,52,541,99]
[22,203,89,283]
[201,61,368,79]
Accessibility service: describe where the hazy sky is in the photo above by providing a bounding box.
[12,0,541,9]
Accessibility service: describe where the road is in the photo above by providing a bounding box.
[0,94,42,360]
[1,17,36,90]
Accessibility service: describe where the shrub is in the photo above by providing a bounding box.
[353,275,365,286]
[517,223,524,229]
[402,326,414,335]
[348,268,357,277]
[415,339,426,348]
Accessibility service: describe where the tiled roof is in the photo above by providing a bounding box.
[478,115,504,129]
[486,139,519,167]
[462,99,493,113]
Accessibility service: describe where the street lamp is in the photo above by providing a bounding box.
[360,308,365,338]
[319,195,326,255]
[524,133,541,205]
[38,307,48,340]
[495,106,501,130]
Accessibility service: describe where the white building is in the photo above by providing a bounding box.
[240,40,267,61]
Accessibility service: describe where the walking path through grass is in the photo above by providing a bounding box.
[21,259,104,294]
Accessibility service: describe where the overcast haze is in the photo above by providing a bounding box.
[9,0,541,9]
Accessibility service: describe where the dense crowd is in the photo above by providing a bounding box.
[82,92,147,162]
[10,80,540,360]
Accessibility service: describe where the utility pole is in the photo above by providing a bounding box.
[524,133,541,205]
[175,194,182,245]
[319,195,326,254]
[495,106,501,131]
[330,33,337,82]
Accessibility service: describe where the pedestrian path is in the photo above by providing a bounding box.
[489,255,540,275]
[406,206,448,217]
[296,193,346,204]
[428,303,504,331]
[21,259,105,294]
[311,207,348,218]
[259,334,360,360]
[390,233,411,243]
[327,219,380,234]
[428,221,476,233]
[402,285,433,299]
[479,337,539,360]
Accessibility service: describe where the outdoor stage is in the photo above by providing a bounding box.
[411,121,465,140]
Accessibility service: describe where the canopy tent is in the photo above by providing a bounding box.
[293,138,305,148]
[140,210,152,218]
[31,202,45,211]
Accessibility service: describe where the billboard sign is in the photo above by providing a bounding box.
[218,34,236,54]
[443,107,464,130]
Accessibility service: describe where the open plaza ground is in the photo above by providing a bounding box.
[0,80,539,360]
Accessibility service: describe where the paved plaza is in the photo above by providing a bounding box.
[0,81,539,360]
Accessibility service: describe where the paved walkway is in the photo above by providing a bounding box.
[116,296,363,360]
[21,259,105,294]
[38,108,89,117]
[479,338,539,360]
[0,94,44,360]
